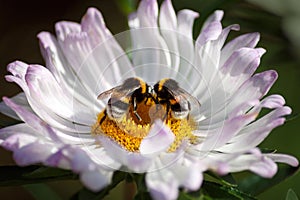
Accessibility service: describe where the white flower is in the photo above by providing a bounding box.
[0,0,298,199]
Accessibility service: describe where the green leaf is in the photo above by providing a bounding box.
[115,0,137,15]
[0,165,77,186]
[286,189,299,200]
[178,181,256,200]
[23,183,62,200]
[72,171,127,200]
[205,171,237,187]
[237,164,299,196]
[201,181,256,200]
[132,173,152,200]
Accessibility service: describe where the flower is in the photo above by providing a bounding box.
[0,0,298,199]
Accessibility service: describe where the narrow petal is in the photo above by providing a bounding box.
[226,70,278,114]
[266,153,299,167]
[146,169,179,200]
[13,141,58,166]
[37,32,98,109]
[169,163,203,191]
[159,0,180,71]
[6,62,92,133]
[218,106,291,153]
[25,64,95,126]
[198,113,258,151]
[97,136,153,173]
[226,152,278,178]
[80,170,112,192]
[3,97,61,142]
[1,133,37,151]
[137,0,158,27]
[129,0,171,82]
[221,32,260,65]
[0,93,30,120]
[176,9,199,81]
[140,120,175,155]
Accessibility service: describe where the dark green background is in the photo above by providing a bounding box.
[0,0,299,199]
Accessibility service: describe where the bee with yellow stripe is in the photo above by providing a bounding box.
[97,77,152,124]
[154,78,201,119]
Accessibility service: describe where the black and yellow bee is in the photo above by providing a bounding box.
[97,77,153,124]
[154,78,201,119]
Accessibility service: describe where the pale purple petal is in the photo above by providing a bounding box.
[137,0,158,27]
[37,32,98,109]
[249,156,278,178]
[225,152,278,178]
[197,113,258,151]
[159,0,176,30]
[176,9,199,79]
[217,106,291,153]
[80,170,113,192]
[97,136,153,173]
[3,97,61,142]
[140,120,175,155]
[196,21,222,46]
[13,141,58,166]
[266,153,299,167]
[1,133,37,151]
[129,0,172,82]
[225,70,278,114]
[0,93,30,120]
[25,64,95,126]
[221,32,260,65]
[159,0,180,71]
[6,62,91,133]
[146,169,179,200]
[81,8,135,85]
[45,146,72,169]
[169,163,203,191]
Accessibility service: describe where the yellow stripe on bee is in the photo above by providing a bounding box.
[158,78,168,91]
[140,81,147,94]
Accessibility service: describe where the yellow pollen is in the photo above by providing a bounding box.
[91,99,196,152]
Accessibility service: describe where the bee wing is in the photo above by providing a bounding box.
[177,88,201,108]
[97,87,120,100]
[97,84,142,100]
[165,86,201,119]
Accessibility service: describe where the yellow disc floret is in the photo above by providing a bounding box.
[91,99,196,152]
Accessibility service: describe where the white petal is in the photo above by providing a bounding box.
[13,141,58,166]
[37,32,98,110]
[80,170,113,192]
[221,32,260,66]
[0,93,30,120]
[1,132,37,151]
[146,169,179,200]
[140,120,175,155]
[97,136,153,173]
[266,153,299,167]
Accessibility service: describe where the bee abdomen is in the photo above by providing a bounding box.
[107,99,129,120]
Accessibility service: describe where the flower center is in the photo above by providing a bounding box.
[92,99,196,152]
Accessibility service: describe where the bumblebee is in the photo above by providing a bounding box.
[97,77,153,124]
[153,78,201,119]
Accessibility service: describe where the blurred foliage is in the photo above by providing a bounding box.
[286,189,299,200]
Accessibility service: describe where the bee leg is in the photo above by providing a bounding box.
[162,103,169,121]
[99,110,107,125]
[133,97,142,121]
